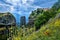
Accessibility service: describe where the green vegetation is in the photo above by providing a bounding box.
[12,0,60,40]
[0,0,60,40]
[26,13,60,40]
[12,13,60,40]
[29,0,60,30]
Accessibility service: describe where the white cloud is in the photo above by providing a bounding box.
[10,6,14,12]
[0,0,57,23]
[0,3,11,6]
[22,3,42,9]
[0,3,10,12]
[5,0,40,9]
[0,0,56,15]
[0,0,42,15]
[6,0,21,5]
[29,0,34,2]
[21,0,34,4]
[22,0,27,4]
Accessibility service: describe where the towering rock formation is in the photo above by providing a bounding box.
[20,16,26,27]
[0,12,16,40]
[0,12,16,27]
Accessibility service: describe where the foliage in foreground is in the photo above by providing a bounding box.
[12,13,60,40]
[26,15,60,40]
[12,0,60,39]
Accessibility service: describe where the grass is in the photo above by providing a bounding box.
[12,16,60,40]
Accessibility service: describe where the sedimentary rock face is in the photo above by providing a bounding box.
[0,12,16,26]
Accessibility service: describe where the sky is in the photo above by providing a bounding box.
[0,0,57,23]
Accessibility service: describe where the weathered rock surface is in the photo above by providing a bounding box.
[0,12,16,40]
[0,12,16,27]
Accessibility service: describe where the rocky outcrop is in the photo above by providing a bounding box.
[0,12,16,40]
[0,12,16,27]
